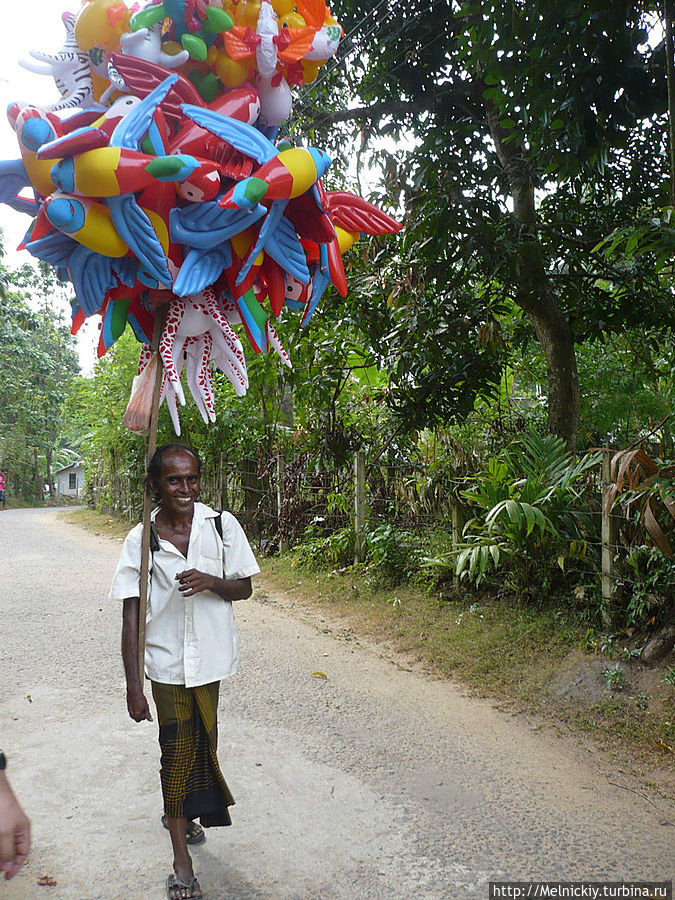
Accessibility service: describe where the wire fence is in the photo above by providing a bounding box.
[86,444,675,615]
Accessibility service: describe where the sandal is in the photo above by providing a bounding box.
[161,814,206,845]
[166,873,203,900]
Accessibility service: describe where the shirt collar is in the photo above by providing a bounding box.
[194,501,218,521]
[150,501,218,523]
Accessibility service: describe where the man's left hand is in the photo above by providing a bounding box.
[175,568,214,597]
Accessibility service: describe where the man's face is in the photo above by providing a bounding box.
[154,450,200,516]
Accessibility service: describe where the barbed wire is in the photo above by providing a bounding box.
[89,439,675,601]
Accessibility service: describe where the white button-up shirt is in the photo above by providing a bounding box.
[110,502,260,688]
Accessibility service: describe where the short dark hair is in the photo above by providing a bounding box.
[145,443,202,497]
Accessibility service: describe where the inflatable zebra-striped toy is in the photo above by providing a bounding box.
[20,12,96,112]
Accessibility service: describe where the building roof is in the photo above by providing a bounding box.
[54,460,84,476]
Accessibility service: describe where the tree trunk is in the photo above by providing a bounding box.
[242,457,259,530]
[534,316,579,448]
[486,112,580,449]
[33,447,42,502]
[516,244,580,449]
[45,448,53,499]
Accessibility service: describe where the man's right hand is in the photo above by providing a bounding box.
[126,689,153,722]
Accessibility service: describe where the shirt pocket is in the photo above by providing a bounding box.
[199,523,223,578]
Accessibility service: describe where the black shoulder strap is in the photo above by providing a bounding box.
[150,522,160,553]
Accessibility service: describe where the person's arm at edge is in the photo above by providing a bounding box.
[0,770,30,880]
[121,597,153,722]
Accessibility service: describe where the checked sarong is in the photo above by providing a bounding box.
[151,681,235,827]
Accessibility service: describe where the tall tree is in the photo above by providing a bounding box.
[0,268,80,501]
[296,0,670,446]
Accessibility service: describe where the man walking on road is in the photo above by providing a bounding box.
[110,443,260,900]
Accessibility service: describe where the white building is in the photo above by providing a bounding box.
[55,461,85,498]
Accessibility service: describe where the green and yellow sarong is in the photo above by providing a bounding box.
[151,681,235,827]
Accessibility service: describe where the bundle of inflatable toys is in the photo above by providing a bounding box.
[0,0,402,433]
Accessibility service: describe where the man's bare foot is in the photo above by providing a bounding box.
[166,872,202,900]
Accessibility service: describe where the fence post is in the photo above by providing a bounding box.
[242,458,258,529]
[601,446,619,629]
[219,451,229,510]
[277,453,288,553]
[452,500,466,589]
[354,450,366,564]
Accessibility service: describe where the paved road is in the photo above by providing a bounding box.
[0,508,672,900]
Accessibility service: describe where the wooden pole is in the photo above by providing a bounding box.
[601,446,618,630]
[137,306,167,685]
[354,450,366,564]
[277,453,288,554]
[452,500,466,590]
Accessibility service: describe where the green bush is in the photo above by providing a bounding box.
[290,519,447,592]
[422,430,601,600]
[291,525,355,570]
[619,545,675,629]
[362,523,417,587]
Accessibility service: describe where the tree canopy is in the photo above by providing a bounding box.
[0,259,80,500]
[293,0,672,447]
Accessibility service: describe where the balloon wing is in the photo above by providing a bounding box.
[0,159,35,214]
[37,126,110,160]
[170,202,267,249]
[286,187,336,242]
[68,245,123,316]
[258,212,311,286]
[24,228,78,267]
[173,243,233,297]
[108,54,204,122]
[109,74,178,151]
[108,193,172,287]
[324,190,404,235]
[180,105,276,164]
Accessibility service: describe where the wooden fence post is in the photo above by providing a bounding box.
[219,451,229,511]
[601,446,619,629]
[242,457,258,526]
[277,453,288,553]
[452,500,466,589]
[354,450,366,564]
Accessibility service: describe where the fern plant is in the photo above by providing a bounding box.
[450,430,600,586]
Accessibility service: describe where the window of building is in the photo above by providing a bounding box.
[69,473,77,490]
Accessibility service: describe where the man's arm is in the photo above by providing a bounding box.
[174,571,252,601]
[0,771,30,881]
[121,597,153,722]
